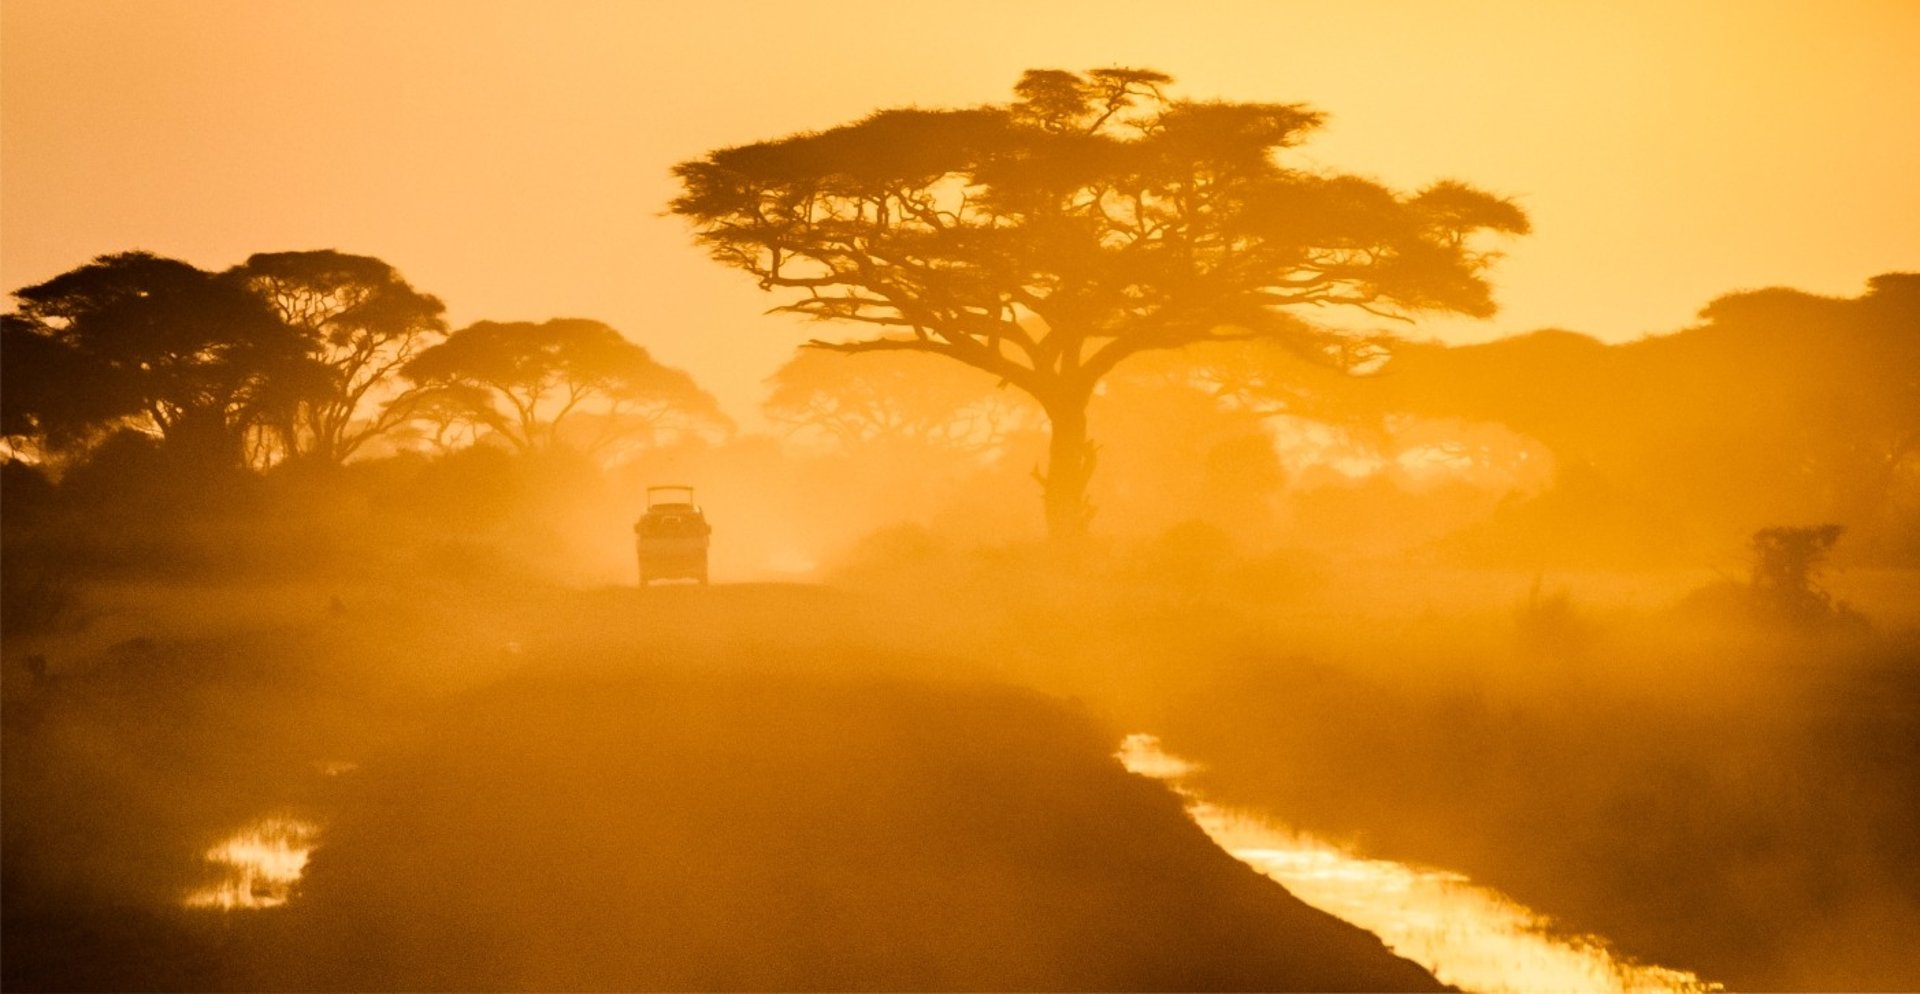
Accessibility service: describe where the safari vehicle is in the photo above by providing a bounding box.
[634,485,710,586]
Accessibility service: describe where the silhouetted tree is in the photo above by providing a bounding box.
[1088,346,1289,537]
[5,253,315,470]
[1288,273,1920,561]
[764,349,1036,454]
[233,250,447,464]
[1747,524,1856,625]
[671,67,1528,540]
[385,383,494,454]
[398,318,728,457]
[1683,275,1920,535]
[2,313,79,461]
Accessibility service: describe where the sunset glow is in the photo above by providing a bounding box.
[5,2,1915,990]
[4,2,1915,421]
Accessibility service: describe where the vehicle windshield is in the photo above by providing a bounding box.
[646,486,696,508]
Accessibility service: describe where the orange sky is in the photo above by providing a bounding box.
[4,0,1916,422]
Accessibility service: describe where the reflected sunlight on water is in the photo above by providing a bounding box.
[1117,734,1721,994]
[184,816,320,910]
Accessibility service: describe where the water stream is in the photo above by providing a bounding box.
[183,737,1721,991]
[1118,733,1722,994]
[183,815,321,910]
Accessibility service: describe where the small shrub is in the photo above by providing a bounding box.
[1749,525,1845,623]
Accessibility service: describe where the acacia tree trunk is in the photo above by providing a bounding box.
[1040,398,1097,545]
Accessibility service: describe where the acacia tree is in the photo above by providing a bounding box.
[233,250,447,464]
[387,382,494,454]
[398,318,728,457]
[764,348,1036,454]
[5,252,314,470]
[1,313,83,461]
[671,67,1529,541]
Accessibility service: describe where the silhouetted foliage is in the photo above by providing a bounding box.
[672,67,1528,540]
[5,253,315,470]
[1749,524,1845,621]
[1237,273,1920,564]
[1082,347,1290,538]
[1,314,78,458]
[764,349,1036,454]
[398,318,729,458]
[232,250,448,465]
[384,382,494,454]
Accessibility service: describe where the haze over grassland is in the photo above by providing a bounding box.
[4,4,1919,991]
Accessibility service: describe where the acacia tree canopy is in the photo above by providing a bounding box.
[763,349,1036,454]
[234,250,447,464]
[671,66,1529,539]
[398,318,728,457]
[2,312,89,453]
[5,252,314,469]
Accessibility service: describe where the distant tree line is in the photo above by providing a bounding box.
[6,65,1912,567]
[1288,274,1920,562]
[2,250,726,475]
[756,273,1920,563]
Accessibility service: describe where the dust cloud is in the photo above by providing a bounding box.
[4,145,1916,994]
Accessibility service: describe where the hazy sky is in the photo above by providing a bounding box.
[5,0,1916,421]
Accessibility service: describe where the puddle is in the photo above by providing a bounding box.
[183,816,320,910]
